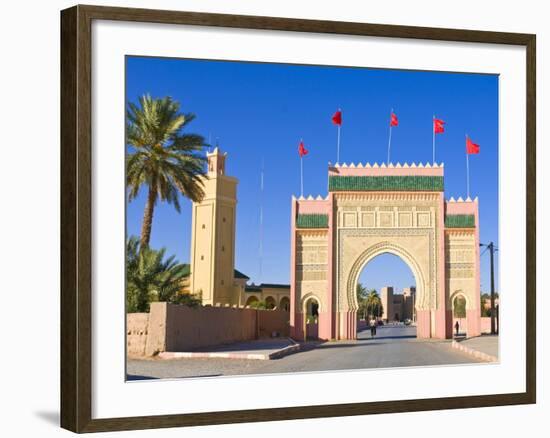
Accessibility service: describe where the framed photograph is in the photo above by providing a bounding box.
[60,4,536,433]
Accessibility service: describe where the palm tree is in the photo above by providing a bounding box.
[126,94,207,248]
[126,236,193,312]
[365,289,383,319]
[356,283,369,319]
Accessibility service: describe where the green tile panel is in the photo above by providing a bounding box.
[328,175,444,192]
[445,214,476,228]
[296,214,329,229]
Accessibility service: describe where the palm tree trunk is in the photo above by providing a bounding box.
[140,187,157,248]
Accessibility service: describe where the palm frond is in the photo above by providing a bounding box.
[126,238,193,312]
[126,94,209,247]
[126,94,208,223]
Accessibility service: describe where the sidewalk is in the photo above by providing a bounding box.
[158,338,300,361]
[452,335,499,362]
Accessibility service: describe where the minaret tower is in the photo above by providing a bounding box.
[190,147,238,305]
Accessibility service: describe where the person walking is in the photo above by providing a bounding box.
[454,320,460,336]
[370,316,377,337]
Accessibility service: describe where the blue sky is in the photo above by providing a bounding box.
[126,56,499,295]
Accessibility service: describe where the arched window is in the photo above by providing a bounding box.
[265,296,276,310]
[245,296,259,307]
[279,296,290,311]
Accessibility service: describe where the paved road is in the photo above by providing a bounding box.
[459,335,499,358]
[127,325,483,380]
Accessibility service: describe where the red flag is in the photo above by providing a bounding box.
[390,112,398,127]
[434,118,445,134]
[298,140,309,158]
[331,109,342,126]
[466,137,480,154]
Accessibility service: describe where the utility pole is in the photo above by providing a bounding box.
[480,241,498,335]
[488,242,496,334]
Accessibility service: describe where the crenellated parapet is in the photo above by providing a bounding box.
[445,197,478,228]
[292,195,330,229]
[329,162,444,175]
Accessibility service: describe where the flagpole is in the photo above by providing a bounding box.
[300,155,304,197]
[466,134,470,199]
[387,108,393,164]
[387,127,392,165]
[337,125,341,163]
[432,115,436,163]
[467,153,470,199]
[259,158,264,283]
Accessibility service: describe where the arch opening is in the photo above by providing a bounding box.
[353,249,419,339]
[303,296,320,340]
[451,292,468,337]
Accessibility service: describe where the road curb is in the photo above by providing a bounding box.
[266,339,301,359]
[451,340,498,362]
[157,338,301,361]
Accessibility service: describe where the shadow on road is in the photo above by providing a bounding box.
[298,336,419,351]
[126,374,158,381]
[127,373,223,381]
[358,334,417,341]
[312,341,412,350]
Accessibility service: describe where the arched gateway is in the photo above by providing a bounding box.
[290,163,481,340]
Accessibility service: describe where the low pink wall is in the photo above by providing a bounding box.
[467,309,481,337]
[164,304,257,352]
[126,313,149,357]
[145,301,168,355]
[129,303,292,356]
[480,317,493,334]
[258,309,290,337]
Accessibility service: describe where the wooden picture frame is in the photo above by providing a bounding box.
[60,4,536,433]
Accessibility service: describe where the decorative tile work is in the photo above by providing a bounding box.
[329,175,444,192]
[296,213,329,228]
[445,214,475,228]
